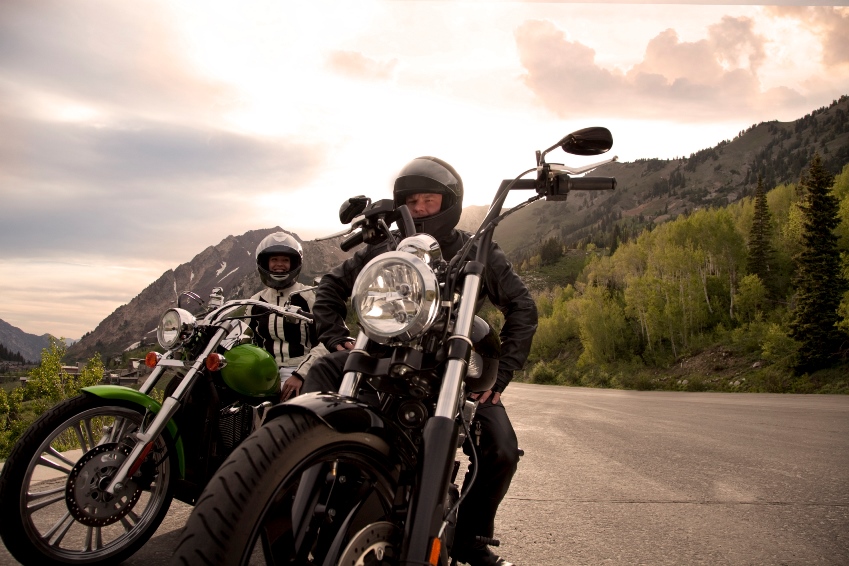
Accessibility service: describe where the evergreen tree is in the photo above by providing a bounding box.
[539,237,563,266]
[790,154,848,371]
[746,175,776,296]
[0,343,26,363]
[609,224,621,256]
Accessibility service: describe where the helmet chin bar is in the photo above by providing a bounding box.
[412,204,462,242]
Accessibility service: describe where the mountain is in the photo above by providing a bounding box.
[473,95,849,260]
[66,228,353,362]
[0,319,52,364]
[67,96,849,361]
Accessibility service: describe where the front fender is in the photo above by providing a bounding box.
[82,385,186,479]
[264,392,418,467]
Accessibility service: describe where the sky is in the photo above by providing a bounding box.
[1,0,848,340]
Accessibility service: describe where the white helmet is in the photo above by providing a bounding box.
[255,232,303,289]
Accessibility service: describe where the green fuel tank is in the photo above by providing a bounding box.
[220,344,280,398]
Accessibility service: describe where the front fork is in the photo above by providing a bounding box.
[404,268,484,564]
[105,326,229,494]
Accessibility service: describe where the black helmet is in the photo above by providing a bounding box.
[255,232,303,289]
[393,156,463,242]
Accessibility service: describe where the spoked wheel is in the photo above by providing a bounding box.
[174,411,401,566]
[0,394,175,565]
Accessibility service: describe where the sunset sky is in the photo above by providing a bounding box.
[1,0,848,340]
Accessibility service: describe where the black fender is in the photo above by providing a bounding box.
[263,392,419,468]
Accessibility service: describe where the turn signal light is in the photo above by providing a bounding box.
[144,352,162,368]
[428,537,441,565]
[205,353,227,372]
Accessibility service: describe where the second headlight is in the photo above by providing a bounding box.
[352,251,440,343]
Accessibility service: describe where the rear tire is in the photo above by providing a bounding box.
[174,411,399,565]
[0,394,175,565]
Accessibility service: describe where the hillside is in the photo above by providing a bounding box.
[0,319,51,364]
[67,96,848,363]
[485,95,849,260]
[66,229,353,362]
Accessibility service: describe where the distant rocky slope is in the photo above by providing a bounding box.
[0,319,52,364]
[66,228,353,362]
[484,95,849,260]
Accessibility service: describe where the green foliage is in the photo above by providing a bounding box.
[790,154,848,371]
[734,274,767,324]
[538,237,563,266]
[522,161,849,394]
[746,176,777,295]
[574,285,629,366]
[0,338,105,458]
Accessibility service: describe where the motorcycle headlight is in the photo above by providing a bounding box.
[353,251,440,343]
[157,308,197,349]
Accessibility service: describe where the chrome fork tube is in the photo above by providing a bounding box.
[434,272,482,418]
[105,325,229,494]
[338,333,370,397]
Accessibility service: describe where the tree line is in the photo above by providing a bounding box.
[0,343,27,364]
[518,155,849,392]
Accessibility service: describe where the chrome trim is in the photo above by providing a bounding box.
[157,308,196,349]
[339,334,370,396]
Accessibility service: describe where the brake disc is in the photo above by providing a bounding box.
[65,443,142,527]
[338,521,401,566]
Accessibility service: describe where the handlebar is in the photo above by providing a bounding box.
[341,230,364,252]
[207,300,314,324]
[498,175,616,200]
[560,176,617,192]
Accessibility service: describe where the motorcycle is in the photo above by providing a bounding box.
[0,286,315,565]
[173,127,617,565]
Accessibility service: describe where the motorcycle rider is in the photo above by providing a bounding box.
[247,231,328,401]
[303,157,538,566]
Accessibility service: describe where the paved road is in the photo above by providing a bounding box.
[2,384,848,565]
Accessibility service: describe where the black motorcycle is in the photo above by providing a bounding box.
[173,128,617,565]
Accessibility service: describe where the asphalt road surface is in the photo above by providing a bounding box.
[2,383,848,565]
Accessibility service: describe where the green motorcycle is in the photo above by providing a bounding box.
[0,288,312,565]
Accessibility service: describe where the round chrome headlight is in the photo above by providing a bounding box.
[157,308,197,349]
[352,251,440,343]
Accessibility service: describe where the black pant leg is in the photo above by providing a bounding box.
[301,350,348,393]
[455,398,520,543]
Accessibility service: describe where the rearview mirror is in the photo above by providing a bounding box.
[558,127,613,156]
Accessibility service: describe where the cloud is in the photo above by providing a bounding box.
[766,6,849,68]
[0,113,322,260]
[515,17,806,121]
[326,50,398,81]
[0,0,325,263]
[0,0,237,123]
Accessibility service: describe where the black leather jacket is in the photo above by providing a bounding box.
[313,229,538,393]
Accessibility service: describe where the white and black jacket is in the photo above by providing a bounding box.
[247,283,328,376]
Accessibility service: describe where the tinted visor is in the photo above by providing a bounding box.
[394,158,461,209]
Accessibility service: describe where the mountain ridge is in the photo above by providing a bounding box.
[0,319,53,364]
[64,96,849,361]
[490,95,849,260]
[66,228,353,362]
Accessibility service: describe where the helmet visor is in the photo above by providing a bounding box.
[395,158,460,191]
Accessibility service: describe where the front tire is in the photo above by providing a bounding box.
[174,411,400,565]
[0,394,175,565]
